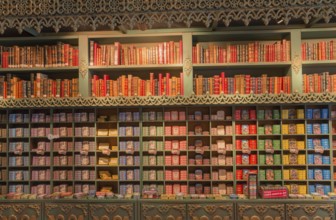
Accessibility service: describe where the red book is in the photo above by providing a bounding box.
[170,41,174,64]
[166,72,170,96]
[92,75,99,96]
[180,72,184,96]
[103,74,109,96]
[141,80,145,96]
[2,52,8,68]
[220,72,225,94]
[163,42,167,64]
[52,81,56,97]
[213,75,220,95]
[73,48,79,66]
[128,74,134,96]
[60,81,64,97]
[158,73,163,96]
[166,42,170,64]
[3,82,6,98]
[245,75,251,94]
[63,44,69,66]
[114,42,120,65]
[150,72,154,95]
[331,40,334,60]
[179,40,183,64]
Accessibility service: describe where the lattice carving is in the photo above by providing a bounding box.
[0,203,41,220]
[0,0,335,33]
[287,204,334,218]
[45,204,88,217]
[89,204,133,219]
[79,58,88,79]
[183,58,192,77]
[188,204,233,218]
[238,204,284,219]
[142,204,186,218]
[292,54,301,75]
[2,93,336,108]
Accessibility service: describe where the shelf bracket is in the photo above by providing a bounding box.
[306,17,322,28]
[23,28,39,37]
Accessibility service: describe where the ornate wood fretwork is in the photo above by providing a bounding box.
[142,204,186,219]
[89,204,133,219]
[45,203,88,220]
[188,204,233,219]
[0,203,41,220]
[1,92,336,108]
[0,0,335,34]
[183,58,192,77]
[238,204,285,219]
[287,204,334,219]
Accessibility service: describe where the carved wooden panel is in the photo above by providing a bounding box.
[0,203,41,220]
[237,203,285,220]
[3,93,336,109]
[89,203,134,220]
[187,203,233,220]
[45,203,88,220]
[286,203,334,220]
[0,0,334,34]
[141,203,186,220]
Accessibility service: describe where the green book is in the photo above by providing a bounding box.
[273,140,281,150]
[259,154,265,165]
[258,126,265,134]
[258,140,265,150]
[273,109,280,119]
[257,110,265,120]
[272,124,281,134]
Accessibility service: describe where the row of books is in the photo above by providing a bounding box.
[143,170,164,181]
[143,155,164,166]
[192,40,290,63]
[7,107,332,122]
[193,73,291,95]
[0,73,79,98]
[31,169,51,181]
[0,129,6,138]
[8,113,29,123]
[0,157,6,166]
[0,170,7,181]
[303,72,336,93]
[31,185,51,195]
[54,170,73,180]
[91,73,184,97]
[307,154,330,165]
[301,40,336,61]
[89,40,183,66]
[0,43,79,68]
[119,156,141,166]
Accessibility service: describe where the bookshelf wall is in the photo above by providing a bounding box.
[0,29,335,97]
[0,104,336,196]
[1,28,336,197]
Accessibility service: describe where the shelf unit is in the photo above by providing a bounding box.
[0,104,335,196]
[1,27,336,197]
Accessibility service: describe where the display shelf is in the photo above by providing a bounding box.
[0,22,328,212]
